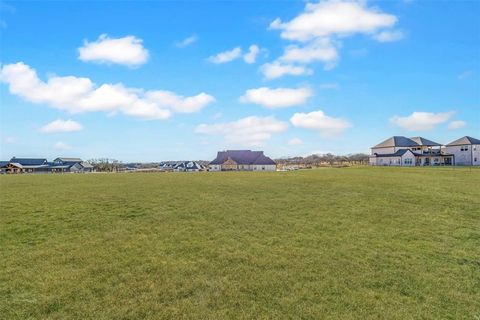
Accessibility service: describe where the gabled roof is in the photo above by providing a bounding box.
[9,157,47,166]
[410,137,442,147]
[0,161,10,168]
[54,157,83,162]
[253,154,276,165]
[373,149,413,157]
[446,136,480,146]
[372,136,419,148]
[9,162,24,168]
[210,150,276,165]
[175,161,203,170]
[80,162,93,168]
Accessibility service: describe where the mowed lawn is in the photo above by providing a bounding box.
[0,167,479,320]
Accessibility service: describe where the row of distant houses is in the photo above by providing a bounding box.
[124,151,277,172]
[370,136,480,166]
[0,157,93,174]
[157,161,205,172]
[2,135,477,174]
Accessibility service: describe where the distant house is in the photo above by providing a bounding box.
[159,161,204,172]
[9,157,50,173]
[53,157,93,173]
[0,161,10,174]
[1,157,93,173]
[174,161,204,172]
[445,136,480,166]
[369,136,454,166]
[209,150,276,171]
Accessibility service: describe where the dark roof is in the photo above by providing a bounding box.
[175,161,203,170]
[210,150,276,165]
[372,136,419,148]
[253,154,276,165]
[373,149,454,158]
[446,136,480,146]
[47,163,71,169]
[373,149,413,157]
[9,157,47,166]
[54,157,83,162]
[0,161,9,168]
[410,137,442,147]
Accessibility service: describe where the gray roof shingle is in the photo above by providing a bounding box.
[210,150,276,165]
[409,137,442,146]
[372,136,419,148]
[446,136,480,146]
[9,157,47,166]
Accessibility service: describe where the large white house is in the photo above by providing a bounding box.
[369,136,454,166]
[209,150,276,171]
[445,136,480,166]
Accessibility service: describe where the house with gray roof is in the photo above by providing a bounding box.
[445,136,480,166]
[369,136,454,166]
[209,150,276,171]
[2,157,93,173]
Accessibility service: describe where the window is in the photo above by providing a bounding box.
[475,158,478,162]
[461,146,469,151]
[404,158,413,165]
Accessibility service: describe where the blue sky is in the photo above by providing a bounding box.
[0,0,479,161]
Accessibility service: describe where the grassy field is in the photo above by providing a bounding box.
[0,167,479,319]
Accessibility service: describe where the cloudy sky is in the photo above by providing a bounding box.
[0,0,478,161]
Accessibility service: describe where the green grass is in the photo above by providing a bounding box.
[0,167,479,319]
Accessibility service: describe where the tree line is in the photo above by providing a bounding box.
[275,153,370,167]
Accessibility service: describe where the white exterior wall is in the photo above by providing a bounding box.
[209,164,221,171]
[446,144,480,166]
[401,152,416,166]
[374,156,402,166]
[475,145,480,166]
[371,147,395,155]
[252,164,276,171]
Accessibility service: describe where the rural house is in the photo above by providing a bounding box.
[53,157,94,173]
[158,161,205,172]
[445,136,480,166]
[209,150,276,171]
[0,157,93,174]
[369,136,454,166]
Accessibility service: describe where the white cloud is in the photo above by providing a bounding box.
[270,1,398,42]
[195,116,288,146]
[78,34,149,67]
[54,141,72,150]
[0,62,215,120]
[175,35,198,48]
[373,30,404,42]
[288,138,303,146]
[290,110,351,137]
[146,91,215,113]
[240,87,312,109]
[390,111,454,131]
[447,120,466,130]
[207,47,242,64]
[243,45,261,64]
[280,38,338,67]
[40,119,83,133]
[266,1,401,74]
[260,62,313,80]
